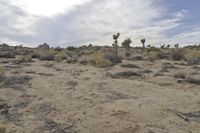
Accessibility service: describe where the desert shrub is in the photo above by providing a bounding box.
[54,51,67,62]
[89,52,112,68]
[121,64,140,68]
[78,56,89,65]
[108,71,142,79]
[186,77,200,85]
[14,55,32,64]
[67,46,77,51]
[174,72,186,79]
[127,54,143,61]
[103,53,122,64]
[0,66,5,81]
[170,49,185,61]
[38,49,57,61]
[157,50,168,59]
[184,49,200,64]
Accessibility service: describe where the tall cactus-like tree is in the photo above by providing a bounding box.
[112,33,120,55]
[141,38,146,50]
[174,44,179,48]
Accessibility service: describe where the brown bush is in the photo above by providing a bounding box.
[54,51,67,62]
[14,55,32,64]
[170,49,185,61]
[89,52,112,68]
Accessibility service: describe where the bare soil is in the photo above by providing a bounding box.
[0,58,200,133]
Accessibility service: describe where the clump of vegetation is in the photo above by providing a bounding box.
[78,56,89,65]
[121,64,140,68]
[170,48,186,61]
[54,51,67,62]
[184,49,200,64]
[37,49,57,61]
[0,66,5,82]
[112,33,120,55]
[174,72,186,79]
[108,71,142,79]
[103,53,122,64]
[14,55,32,64]
[122,38,132,57]
[127,54,144,61]
[89,52,112,68]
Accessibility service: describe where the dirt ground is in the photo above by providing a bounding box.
[0,58,200,133]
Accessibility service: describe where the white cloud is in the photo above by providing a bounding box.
[0,0,198,47]
[9,0,91,17]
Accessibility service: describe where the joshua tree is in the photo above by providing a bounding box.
[174,44,179,48]
[166,44,171,49]
[161,44,166,49]
[112,33,120,55]
[122,38,132,56]
[141,38,146,50]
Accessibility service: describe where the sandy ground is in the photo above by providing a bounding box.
[0,58,200,133]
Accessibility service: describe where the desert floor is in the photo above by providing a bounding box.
[0,58,200,133]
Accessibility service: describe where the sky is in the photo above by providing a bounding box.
[0,0,200,47]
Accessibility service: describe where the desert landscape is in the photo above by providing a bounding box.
[0,42,200,133]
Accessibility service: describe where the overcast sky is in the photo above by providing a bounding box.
[0,0,200,47]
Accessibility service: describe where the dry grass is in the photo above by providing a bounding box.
[184,49,200,63]
[54,51,67,62]
[89,52,112,68]
[15,55,32,64]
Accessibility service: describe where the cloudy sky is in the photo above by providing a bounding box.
[0,0,199,47]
